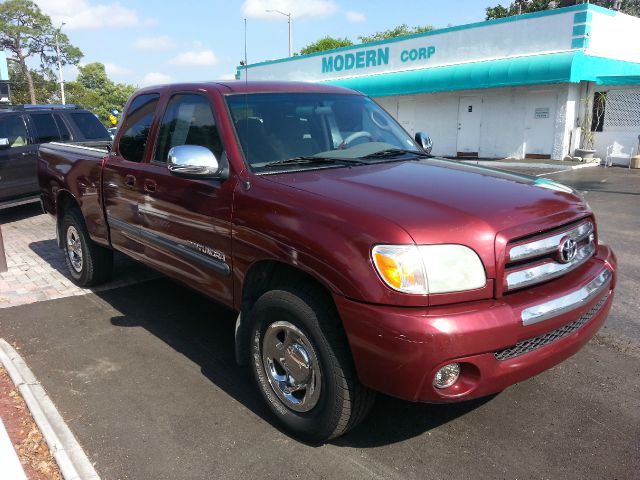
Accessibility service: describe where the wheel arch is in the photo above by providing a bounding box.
[55,190,81,249]
[235,259,340,365]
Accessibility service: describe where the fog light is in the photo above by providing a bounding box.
[433,363,460,389]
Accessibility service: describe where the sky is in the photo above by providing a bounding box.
[32,0,489,87]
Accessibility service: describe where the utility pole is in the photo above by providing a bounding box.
[266,9,292,57]
[55,23,66,105]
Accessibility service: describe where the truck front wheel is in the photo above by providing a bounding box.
[249,285,375,442]
[61,208,113,287]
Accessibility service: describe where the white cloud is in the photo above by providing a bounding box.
[140,72,171,86]
[36,0,141,30]
[104,63,129,76]
[241,0,338,19]
[132,36,174,51]
[219,73,237,81]
[346,11,365,23]
[169,49,218,67]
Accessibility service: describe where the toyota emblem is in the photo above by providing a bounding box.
[559,238,578,263]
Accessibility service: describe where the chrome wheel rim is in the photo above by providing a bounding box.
[66,226,83,273]
[261,321,321,412]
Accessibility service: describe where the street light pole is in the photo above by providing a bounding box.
[55,23,66,105]
[266,9,292,57]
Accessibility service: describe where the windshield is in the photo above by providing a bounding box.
[226,93,421,173]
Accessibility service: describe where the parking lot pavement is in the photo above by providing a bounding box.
[0,164,638,479]
[0,203,157,308]
[0,279,638,480]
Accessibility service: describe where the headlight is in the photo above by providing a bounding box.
[372,244,486,294]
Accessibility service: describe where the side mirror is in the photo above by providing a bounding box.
[167,145,221,178]
[0,138,9,150]
[415,132,433,154]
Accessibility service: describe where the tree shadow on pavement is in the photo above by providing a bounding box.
[103,279,491,447]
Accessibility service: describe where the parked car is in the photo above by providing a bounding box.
[0,104,110,208]
[38,81,617,442]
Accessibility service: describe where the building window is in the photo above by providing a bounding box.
[591,92,606,132]
[603,89,640,131]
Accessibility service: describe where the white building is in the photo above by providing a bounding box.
[238,4,640,160]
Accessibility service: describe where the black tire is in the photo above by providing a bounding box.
[61,208,113,287]
[249,284,375,442]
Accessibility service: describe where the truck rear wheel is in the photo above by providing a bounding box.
[61,208,113,287]
[249,285,375,442]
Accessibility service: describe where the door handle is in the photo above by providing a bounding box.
[143,179,156,193]
[124,174,136,188]
[21,152,30,157]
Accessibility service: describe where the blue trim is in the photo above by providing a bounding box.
[573,11,594,24]
[321,52,640,97]
[239,4,614,72]
[571,37,590,49]
[572,24,591,37]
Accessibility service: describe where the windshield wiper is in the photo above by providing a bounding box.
[262,156,367,169]
[362,149,430,159]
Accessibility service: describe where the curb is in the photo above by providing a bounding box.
[0,339,101,480]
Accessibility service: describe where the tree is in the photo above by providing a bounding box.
[299,36,353,55]
[358,24,434,44]
[486,1,640,19]
[0,0,82,104]
[66,63,135,126]
[7,62,58,104]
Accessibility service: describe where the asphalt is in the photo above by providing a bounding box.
[0,165,639,479]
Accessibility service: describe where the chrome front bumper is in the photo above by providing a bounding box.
[520,268,613,326]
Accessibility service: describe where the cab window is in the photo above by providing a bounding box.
[154,93,223,163]
[118,93,160,162]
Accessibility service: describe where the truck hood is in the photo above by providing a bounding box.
[265,158,591,274]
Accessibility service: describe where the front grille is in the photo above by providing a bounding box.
[494,294,609,361]
[503,219,595,292]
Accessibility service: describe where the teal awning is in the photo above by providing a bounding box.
[323,52,640,97]
[596,75,640,85]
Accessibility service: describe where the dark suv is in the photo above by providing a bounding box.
[0,104,110,208]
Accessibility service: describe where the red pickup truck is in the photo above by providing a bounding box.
[38,81,617,442]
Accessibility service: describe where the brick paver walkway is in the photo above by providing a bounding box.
[0,204,157,309]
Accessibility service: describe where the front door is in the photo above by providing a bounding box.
[137,92,235,305]
[456,96,482,157]
[524,92,557,158]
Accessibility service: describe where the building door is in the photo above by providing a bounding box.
[524,92,557,158]
[456,96,482,157]
[398,98,416,136]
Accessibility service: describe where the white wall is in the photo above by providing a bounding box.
[588,11,640,64]
[376,85,571,159]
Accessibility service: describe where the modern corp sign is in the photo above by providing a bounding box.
[321,45,436,74]
[240,10,575,82]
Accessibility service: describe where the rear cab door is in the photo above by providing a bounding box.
[102,92,160,261]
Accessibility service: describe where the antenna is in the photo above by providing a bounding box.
[244,18,250,175]
[244,18,248,82]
